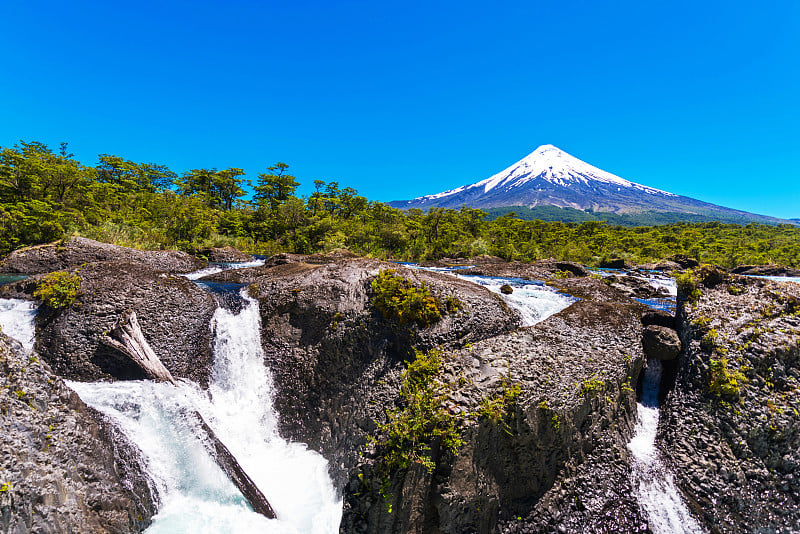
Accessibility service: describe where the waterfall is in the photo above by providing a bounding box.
[628,359,704,534]
[68,292,342,533]
[0,298,37,352]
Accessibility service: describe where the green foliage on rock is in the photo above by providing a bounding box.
[708,357,746,398]
[370,269,446,327]
[478,379,522,434]
[675,270,702,303]
[34,271,81,309]
[369,349,465,484]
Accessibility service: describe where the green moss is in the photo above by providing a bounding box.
[708,357,746,398]
[34,271,81,309]
[370,269,463,328]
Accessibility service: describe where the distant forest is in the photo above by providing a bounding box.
[2,141,799,268]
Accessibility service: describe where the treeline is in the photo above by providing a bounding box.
[1,141,799,268]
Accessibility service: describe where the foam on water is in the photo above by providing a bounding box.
[628,360,704,533]
[0,298,37,351]
[69,292,342,533]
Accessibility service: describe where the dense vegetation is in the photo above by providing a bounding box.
[1,140,799,268]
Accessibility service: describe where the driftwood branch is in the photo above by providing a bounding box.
[102,310,177,385]
[101,309,276,519]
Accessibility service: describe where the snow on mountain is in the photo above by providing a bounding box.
[406,145,673,206]
[388,145,793,225]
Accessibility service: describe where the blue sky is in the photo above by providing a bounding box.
[1,1,798,218]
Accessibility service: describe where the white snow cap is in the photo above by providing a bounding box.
[414,144,673,202]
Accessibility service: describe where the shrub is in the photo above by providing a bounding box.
[675,270,701,303]
[34,271,81,309]
[478,379,522,434]
[369,349,464,502]
[708,357,746,397]
[370,269,463,327]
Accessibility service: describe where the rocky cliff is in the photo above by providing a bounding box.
[0,334,155,533]
[660,270,800,532]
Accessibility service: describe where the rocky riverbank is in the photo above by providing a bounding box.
[0,241,798,533]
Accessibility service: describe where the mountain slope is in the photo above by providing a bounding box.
[389,145,790,225]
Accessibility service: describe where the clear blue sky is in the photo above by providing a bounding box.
[1,0,798,218]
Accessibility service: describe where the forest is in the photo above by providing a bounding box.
[1,140,799,268]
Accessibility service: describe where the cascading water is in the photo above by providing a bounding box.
[458,274,577,326]
[183,259,266,281]
[406,264,577,326]
[67,292,342,533]
[0,298,37,351]
[628,361,704,533]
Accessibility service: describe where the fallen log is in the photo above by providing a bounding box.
[102,309,276,520]
[101,310,177,385]
[190,411,276,519]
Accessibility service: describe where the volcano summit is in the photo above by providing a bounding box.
[389,145,788,224]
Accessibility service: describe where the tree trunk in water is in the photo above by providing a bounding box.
[190,411,277,519]
[101,310,277,520]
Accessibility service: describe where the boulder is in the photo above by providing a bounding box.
[343,276,651,533]
[598,257,628,269]
[33,260,217,386]
[641,309,677,329]
[642,324,682,360]
[666,254,700,269]
[0,334,155,532]
[0,237,205,274]
[246,258,520,489]
[500,284,513,294]
[199,246,252,263]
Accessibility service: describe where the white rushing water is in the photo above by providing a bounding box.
[459,274,577,326]
[69,292,342,533]
[628,360,704,534]
[405,264,577,327]
[183,259,266,281]
[0,298,37,351]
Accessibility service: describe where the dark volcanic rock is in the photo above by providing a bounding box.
[0,237,205,274]
[642,325,681,361]
[500,284,513,294]
[598,257,629,269]
[666,254,699,269]
[342,276,652,533]
[603,274,671,300]
[731,264,800,277]
[34,261,216,386]
[0,334,155,533]
[461,259,589,280]
[641,309,676,329]
[660,275,800,532]
[248,258,519,490]
[198,246,252,263]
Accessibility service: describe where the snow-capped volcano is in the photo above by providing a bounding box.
[388,145,792,225]
[390,144,680,212]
